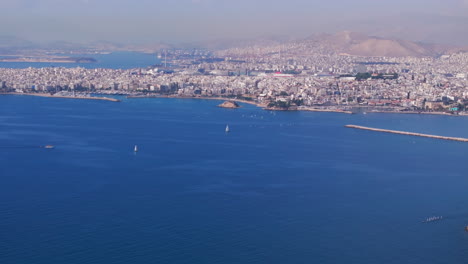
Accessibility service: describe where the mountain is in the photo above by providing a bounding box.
[0,36,34,48]
[330,31,425,57]
[0,36,35,54]
[1,32,466,58]
[191,35,290,50]
[216,31,468,58]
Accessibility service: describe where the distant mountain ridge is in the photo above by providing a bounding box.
[216,31,468,58]
[0,32,467,57]
[321,31,430,57]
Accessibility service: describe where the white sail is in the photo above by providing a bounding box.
[225,125,230,133]
[134,145,138,152]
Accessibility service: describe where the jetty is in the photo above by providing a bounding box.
[345,125,468,142]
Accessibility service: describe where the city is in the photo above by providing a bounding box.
[1,47,467,114]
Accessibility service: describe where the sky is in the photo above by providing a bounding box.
[2,0,468,45]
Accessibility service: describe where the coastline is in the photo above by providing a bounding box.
[0,55,96,63]
[2,92,464,116]
[1,93,120,102]
[0,60,85,63]
[366,110,463,117]
[127,95,265,107]
[298,107,353,114]
[127,95,356,114]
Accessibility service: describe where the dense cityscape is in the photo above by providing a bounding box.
[1,46,467,114]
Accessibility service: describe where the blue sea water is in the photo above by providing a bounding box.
[0,52,158,69]
[0,95,468,264]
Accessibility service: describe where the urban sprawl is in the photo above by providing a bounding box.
[1,48,467,113]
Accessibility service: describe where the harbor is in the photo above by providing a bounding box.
[345,124,468,142]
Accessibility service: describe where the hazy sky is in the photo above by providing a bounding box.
[2,0,468,45]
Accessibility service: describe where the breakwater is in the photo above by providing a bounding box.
[345,125,468,142]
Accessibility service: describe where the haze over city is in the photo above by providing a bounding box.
[2,0,468,45]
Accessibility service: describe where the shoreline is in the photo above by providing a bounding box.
[127,95,463,116]
[127,95,265,107]
[346,124,468,142]
[1,92,465,116]
[367,110,460,116]
[0,60,88,63]
[127,95,356,114]
[298,107,353,114]
[1,93,120,102]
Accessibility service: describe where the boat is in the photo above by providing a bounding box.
[225,125,230,133]
[43,145,55,149]
[134,145,138,152]
[422,216,443,223]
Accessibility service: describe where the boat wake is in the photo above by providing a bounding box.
[0,145,54,149]
[422,216,443,223]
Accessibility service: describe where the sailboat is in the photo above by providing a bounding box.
[134,145,138,152]
[225,125,230,133]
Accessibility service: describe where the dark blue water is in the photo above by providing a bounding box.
[0,52,158,69]
[1,95,467,263]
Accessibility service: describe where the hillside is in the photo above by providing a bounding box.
[216,31,467,58]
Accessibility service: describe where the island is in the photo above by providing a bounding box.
[217,101,240,109]
[0,55,96,63]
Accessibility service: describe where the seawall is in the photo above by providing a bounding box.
[345,125,468,142]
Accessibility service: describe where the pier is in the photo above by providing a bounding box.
[345,125,468,142]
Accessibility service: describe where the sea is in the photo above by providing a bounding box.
[1,54,468,263]
[1,95,468,264]
[0,52,159,69]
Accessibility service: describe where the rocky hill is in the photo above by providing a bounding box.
[216,31,468,58]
